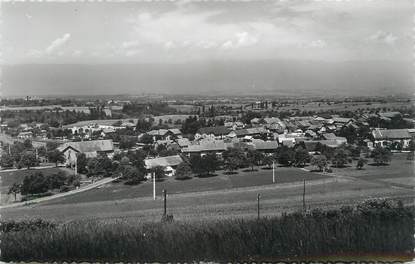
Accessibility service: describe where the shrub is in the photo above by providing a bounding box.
[1,200,413,262]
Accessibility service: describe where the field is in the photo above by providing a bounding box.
[0,167,69,205]
[278,100,411,113]
[2,154,413,223]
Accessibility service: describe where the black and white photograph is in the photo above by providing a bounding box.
[0,0,414,262]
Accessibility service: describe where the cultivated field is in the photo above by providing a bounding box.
[2,154,413,223]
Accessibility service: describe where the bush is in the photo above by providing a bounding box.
[1,200,413,262]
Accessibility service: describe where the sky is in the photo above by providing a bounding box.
[0,0,413,96]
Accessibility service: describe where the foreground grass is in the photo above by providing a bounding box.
[1,199,413,262]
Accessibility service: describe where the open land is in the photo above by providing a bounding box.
[2,154,413,223]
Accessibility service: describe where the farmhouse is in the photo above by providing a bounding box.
[372,128,412,149]
[147,128,182,141]
[144,154,183,178]
[181,140,228,157]
[57,139,114,166]
[250,139,279,153]
[17,131,33,139]
[196,126,231,139]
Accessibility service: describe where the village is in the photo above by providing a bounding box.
[0,95,414,206]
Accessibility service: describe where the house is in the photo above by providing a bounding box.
[372,128,412,149]
[177,138,191,148]
[144,155,183,178]
[249,139,279,154]
[17,131,33,139]
[147,128,182,141]
[228,127,268,139]
[224,121,244,130]
[181,140,228,158]
[196,126,231,139]
[57,139,114,166]
[321,133,337,140]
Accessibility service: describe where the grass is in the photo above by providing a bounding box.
[1,200,413,262]
[2,154,413,223]
[43,166,326,205]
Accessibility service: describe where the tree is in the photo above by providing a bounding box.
[293,147,309,167]
[23,139,33,150]
[46,141,59,151]
[47,149,66,167]
[276,146,294,166]
[371,147,392,165]
[21,172,49,195]
[119,136,137,149]
[19,151,38,169]
[8,183,21,201]
[76,153,88,174]
[47,171,67,189]
[190,154,219,176]
[356,158,367,170]
[201,154,219,175]
[311,155,328,172]
[246,149,264,171]
[136,119,153,133]
[224,157,240,174]
[120,165,144,185]
[0,153,14,168]
[175,162,193,180]
[139,134,154,144]
[152,166,165,180]
[223,147,246,168]
[262,155,274,168]
[332,148,351,168]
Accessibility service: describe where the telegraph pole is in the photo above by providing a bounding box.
[163,189,167,216]
[153,172,156,200]
[302,178,306,212]
[272,161,275,183]
[257,193,261,220]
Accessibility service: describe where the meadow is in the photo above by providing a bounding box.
[1,200,413,262]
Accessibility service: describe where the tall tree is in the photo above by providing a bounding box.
[19,151,38,169]
[47,149,66,167]
[8,183,21,201]
[175,162,193,180]
[371,147,392,165]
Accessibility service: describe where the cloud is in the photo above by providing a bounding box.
[368,30,398,45]
[221,40,233,50]
[235,32,258,47]
[72,50,83,57]
[164,41,175,50]
[121,40,140,49]
[26,49,43,58]
[309,39,326,48]
[45,33,71,54]
[125,49,141,57]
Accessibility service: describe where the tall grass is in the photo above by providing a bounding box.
[1,200,413,262]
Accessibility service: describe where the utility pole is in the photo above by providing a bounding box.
[153,172,156,200]
[302,178,306,212]
[163,189,167,216]
[257,193,261,220]
[74,157,78,175]
[272,161,275,183]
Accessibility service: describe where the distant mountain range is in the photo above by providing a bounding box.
[2,60,413,97]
